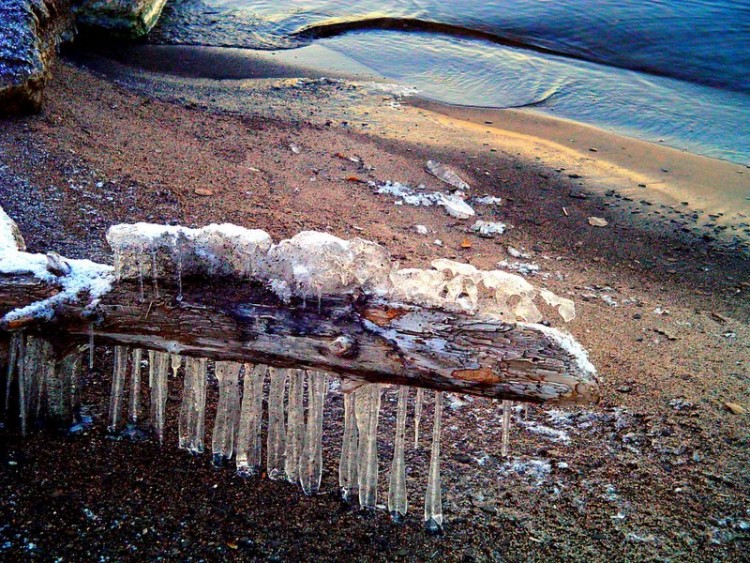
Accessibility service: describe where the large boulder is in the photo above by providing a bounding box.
[74,0,168,38]
[0,0,74,114]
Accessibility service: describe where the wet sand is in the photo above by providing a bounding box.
[0,52,748,561]
[72,43,750,248]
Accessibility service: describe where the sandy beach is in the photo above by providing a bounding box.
[0,49,748,561]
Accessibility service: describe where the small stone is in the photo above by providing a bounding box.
[588,217,608,227]
[724,402,746,415]
[194,189,214,196]
[710,311,730,323]
[655,328,678,341]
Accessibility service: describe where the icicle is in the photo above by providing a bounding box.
[128,349,143,424]
[149,350,169,443]
[266,367,287,480]
[23,336,40,418]
[170,354,181,379]
[212,361,241,466]
[300,371,328,496]
[501,400,512,458]
[88,323,94,369]
[44,348,64,422]
[176,247,184,302]
[48,352,79,425]
[424,391,444,534]
[179,357,206,453]
[388,386,409,521]
[114,251,121,282]
[136,252,145,301]
[356,383,382,509]
[284,369,305,484]
[17,334,26,436]
[414,387,424,448]
[33,339,53,419]
[69,352,81,422]
[236,364,266,476]
[151,250,159,298]
[4,332,20,412]
[339,391,359,503]
[107,346,128,432]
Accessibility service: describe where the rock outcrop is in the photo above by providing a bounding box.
[0,0,168,114]
[0,0,74,114]
[74,0,168,38]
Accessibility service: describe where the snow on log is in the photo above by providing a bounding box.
[0,214,599,405]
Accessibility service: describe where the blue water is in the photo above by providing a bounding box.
[151,0,750,164]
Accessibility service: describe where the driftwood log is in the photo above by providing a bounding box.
[0,270,599,405]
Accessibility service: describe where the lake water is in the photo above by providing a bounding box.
[150,0,750,164]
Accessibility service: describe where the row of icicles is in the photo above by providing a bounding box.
[4,333,515,533]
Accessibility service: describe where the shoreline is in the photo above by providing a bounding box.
[410,98,750,227]
[69,43,750,252]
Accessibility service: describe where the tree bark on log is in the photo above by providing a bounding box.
[0,272,599,405]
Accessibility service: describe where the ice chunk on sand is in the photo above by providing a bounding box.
[426,160,471,191]
[539,289,576,323]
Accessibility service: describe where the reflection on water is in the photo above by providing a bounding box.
[321,31,750,163]
[151,0,750,163]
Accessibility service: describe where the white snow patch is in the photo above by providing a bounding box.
[507,247,530,259]
[500,458,552,485]
[475,196,502,206]
[0,207,25,252]
[522,322,597,380]
[389,259,576,324]
[518,419,571,444]
[497,260,540,276]
[0,251,113,323]
[471,220,506,237]
[371,181,475,219]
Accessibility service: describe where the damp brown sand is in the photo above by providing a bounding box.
[0,59,748,561]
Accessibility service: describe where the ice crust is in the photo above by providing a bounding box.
[262,231,392,300]
[3,204,579,330]
[105,222,577,325]
[106,223,272,280]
